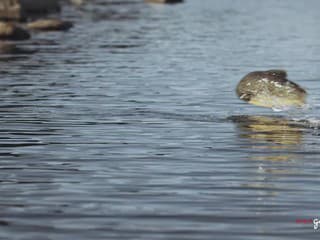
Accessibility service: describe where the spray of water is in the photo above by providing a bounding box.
[271,96,320,129]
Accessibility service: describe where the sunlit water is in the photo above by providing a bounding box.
[1,0,320,239]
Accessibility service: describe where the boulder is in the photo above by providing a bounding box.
[0,21,30,40]
[27,19,73,31]
[0,0,24,21]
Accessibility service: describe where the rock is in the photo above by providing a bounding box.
[0,22,30,40]
[27,19,73,31]
[236,70,307,109]
[0,0,24,21]
[69,0,85,6]
[0,0,60,21]
[145,0,184,3]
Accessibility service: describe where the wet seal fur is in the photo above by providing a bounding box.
[236,70,307,109]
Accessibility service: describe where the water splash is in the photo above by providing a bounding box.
[272,102,320,129]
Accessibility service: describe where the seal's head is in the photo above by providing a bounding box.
[236,70,307,109]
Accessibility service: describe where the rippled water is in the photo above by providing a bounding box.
[1,0,320,239]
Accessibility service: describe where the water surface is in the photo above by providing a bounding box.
[1,0,320,239]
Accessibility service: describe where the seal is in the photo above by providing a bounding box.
[236,70,307,109]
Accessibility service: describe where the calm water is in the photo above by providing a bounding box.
[1,0,320,239]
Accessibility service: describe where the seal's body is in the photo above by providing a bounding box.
[236,70,307,109]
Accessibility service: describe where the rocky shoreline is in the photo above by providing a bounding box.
[0,0,60,21]
[0,0,183,54]
[0,0,73,53]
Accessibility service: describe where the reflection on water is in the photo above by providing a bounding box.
[0,44,36,63]
[77,0,142,21]
[0,42,36,55]
[230,115,306,206]
[230,115,304,145]
[230,115,304,162]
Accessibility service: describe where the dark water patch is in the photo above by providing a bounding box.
[0,220,10,226]
[133,109,222,123]
[89,0,143,5]
[99,43,143,49]
[0,142,46,148]
[0,55,32,62]
[79,6,142,21]
[0,47,37,55]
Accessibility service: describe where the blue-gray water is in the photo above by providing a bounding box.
[1,0,320,239]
